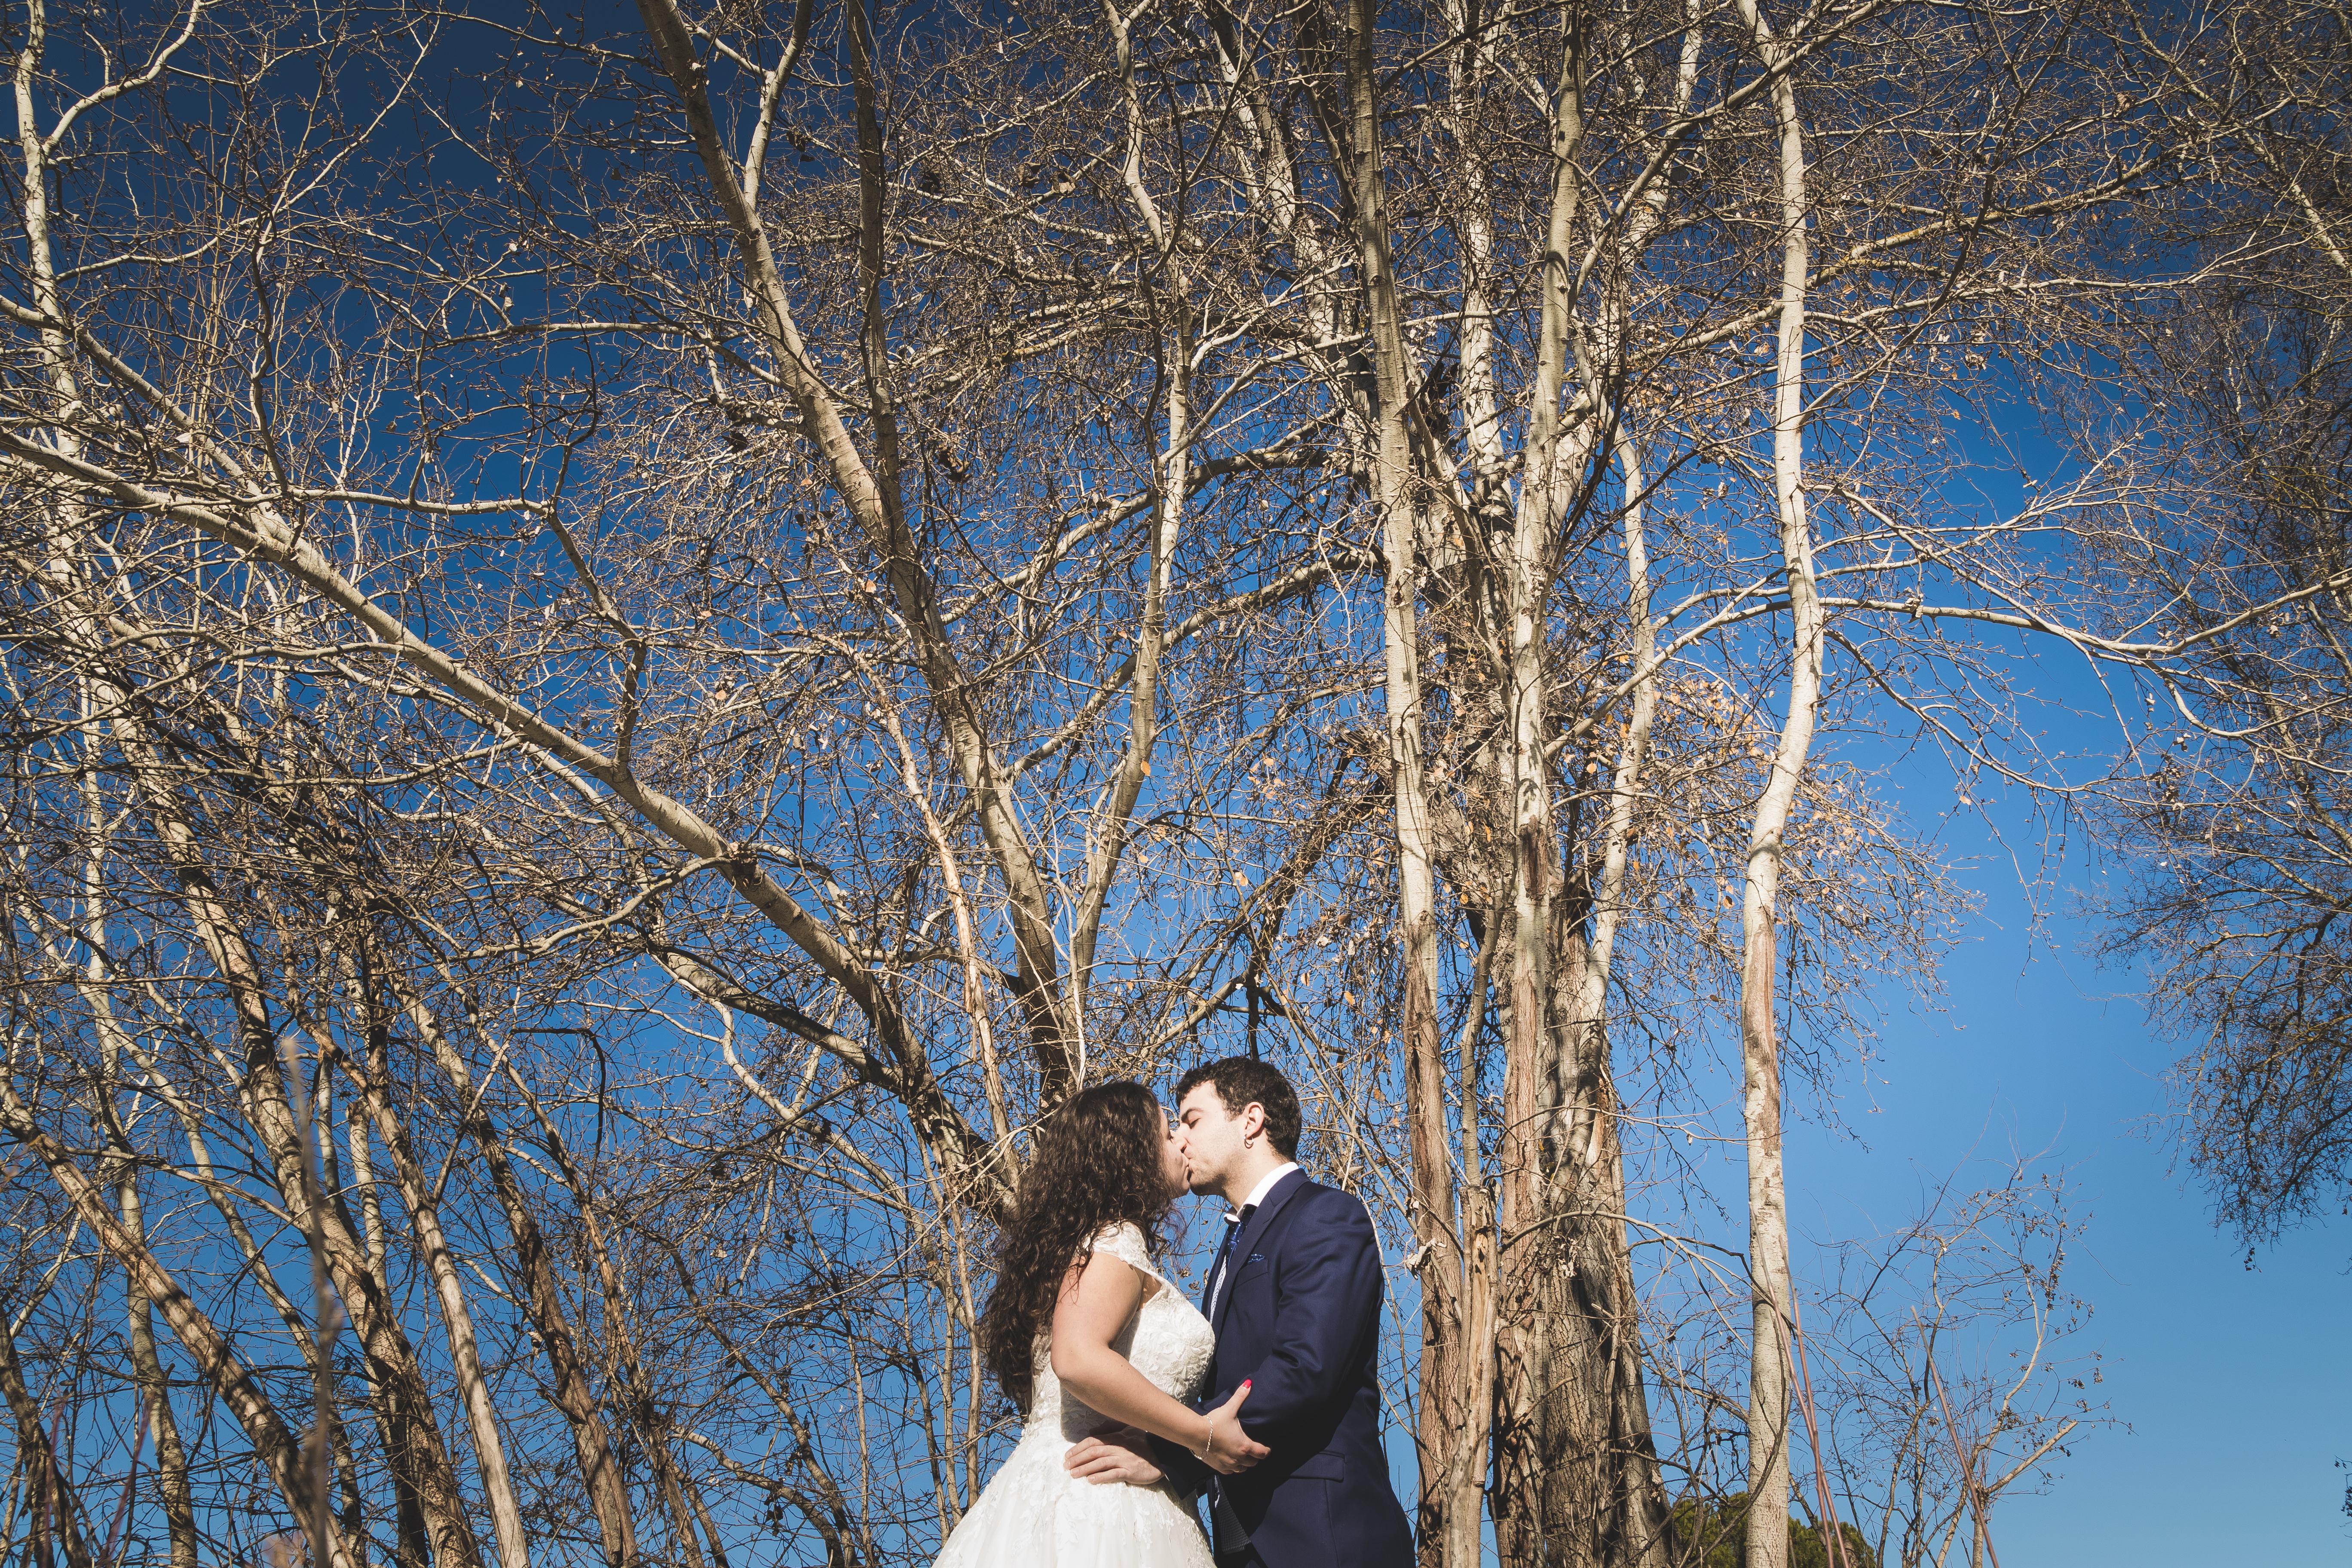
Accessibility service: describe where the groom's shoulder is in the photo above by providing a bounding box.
[1291,1176,1375,1228]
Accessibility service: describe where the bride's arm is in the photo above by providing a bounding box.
[1049,1255,1267,1474]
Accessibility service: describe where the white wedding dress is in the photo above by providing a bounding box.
[935,1223,1216,1568]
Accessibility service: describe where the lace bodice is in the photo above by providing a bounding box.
[1018,1222,1216,1446]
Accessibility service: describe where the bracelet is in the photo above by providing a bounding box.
[1194,1412,1218,1461]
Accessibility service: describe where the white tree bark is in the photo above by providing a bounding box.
[346,1054,532,1568]
[1733,2,1821,1561]
[1341,5,1459,1560]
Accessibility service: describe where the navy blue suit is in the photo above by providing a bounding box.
[1155,1170,1413,1568]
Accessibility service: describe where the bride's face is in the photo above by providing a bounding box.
[1158,1107,1190,1197]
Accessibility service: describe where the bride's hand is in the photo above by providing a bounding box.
[1065,1428,1164,1487]
[1197,1381,1271,1475]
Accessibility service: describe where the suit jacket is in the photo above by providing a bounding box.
[1155,1169,1413,1568]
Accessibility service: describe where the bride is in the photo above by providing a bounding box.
[939,1081,1267,1567]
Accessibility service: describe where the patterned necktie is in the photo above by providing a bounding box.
[1207,1203,1256,1320]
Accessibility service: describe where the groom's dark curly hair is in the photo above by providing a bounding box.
[1175,1057,1302,1157]
[978,1080,1173,1412]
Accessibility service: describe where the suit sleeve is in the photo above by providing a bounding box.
[1229,1191,1384,1445]
[1148,1432,1211,1498]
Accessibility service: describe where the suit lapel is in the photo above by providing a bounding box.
[1212,1168,1309,1335]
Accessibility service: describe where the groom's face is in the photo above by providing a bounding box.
[1175,1084,1259,1197]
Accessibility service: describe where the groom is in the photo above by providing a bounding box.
[1066,1057,1413,1568]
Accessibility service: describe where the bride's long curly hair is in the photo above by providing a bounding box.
[978,1080,1173,1412]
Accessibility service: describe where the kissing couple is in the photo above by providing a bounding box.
[934,1057,1413,1568]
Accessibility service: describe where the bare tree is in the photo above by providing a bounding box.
[0,3,2248,1568]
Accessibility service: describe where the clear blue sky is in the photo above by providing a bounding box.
[1800,414,2352,1563]
[1784,778,2350,1564]
[1655,404,2352,1559]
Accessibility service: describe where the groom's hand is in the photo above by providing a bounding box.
[1064,1428,1164,1487]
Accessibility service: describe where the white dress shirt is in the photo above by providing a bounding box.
[1233,1160,1301,1217]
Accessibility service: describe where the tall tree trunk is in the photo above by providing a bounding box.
[1733,4,1819,1561]
[343,1026,533,1568]
[75,750,202,1568]
[388,968,639,1568]
[1506,430,1676,1568]
[507,1069,717,1568]
[112,740,486,1568]
[1567,434,1674,1568]
[1481,0,1576,1551]
[116,1182,200,1568]
[301,932,531,1568]
[1342,2,1462,1560]
[0,1322,93,1568]
[332,1076,431,1568]
[14,25,396,1544]
[1486,14,1652,1567]
[0,1086,359,1568]
[15,37,191,1566]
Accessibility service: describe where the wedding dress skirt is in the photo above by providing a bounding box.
[935,1224,1216,1568]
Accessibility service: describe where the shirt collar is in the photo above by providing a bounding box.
[1231,1161,1300,1217]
